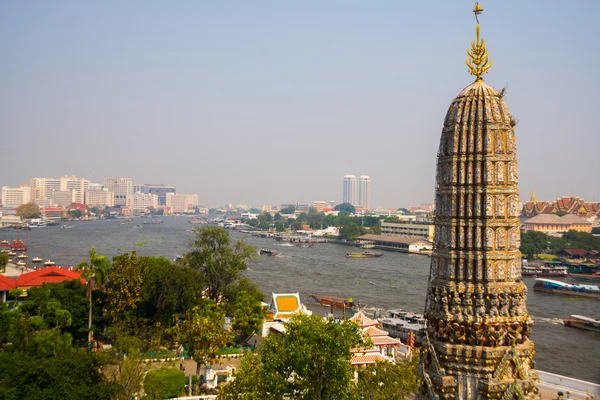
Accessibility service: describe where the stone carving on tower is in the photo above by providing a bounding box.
[417,3,540,399]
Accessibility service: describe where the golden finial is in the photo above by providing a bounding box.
[466,2,492,81]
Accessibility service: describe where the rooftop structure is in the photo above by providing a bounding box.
[523,214,592,234]
[522,195,600,219]
[418,4,539,399]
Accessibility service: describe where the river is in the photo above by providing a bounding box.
[2,217,598,383]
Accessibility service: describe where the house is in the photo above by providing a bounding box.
[348,312,406,369]
[356,234,433,253]
[522,214,592,234]
[0,275,17,303]
[15,267,84,293]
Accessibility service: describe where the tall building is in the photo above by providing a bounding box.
[1,186,31,207]
[166,193,198,213]
[85,188,115,208]
[133,184,150,194]
[29,177,61,200]
[51,190,76,207]
[418,5,539,399]
[104,178,133,207]
[358,175,371,210]
[342,175,357,206]
[147,184,176,206]
[126,192,158,212]
[60,175,89,204]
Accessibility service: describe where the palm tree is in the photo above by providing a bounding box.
[76,246,110,346]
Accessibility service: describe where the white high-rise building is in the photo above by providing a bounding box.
[29,177,61,200]
[85,188,115,208]
[60,175,89,204]
[1,186,31,207]
[104,178,133,207]
[342,175,357,206]
[358,175,371,210]
[51,190,76,207]
[126,193,158,212]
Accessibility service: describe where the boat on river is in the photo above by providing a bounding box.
[16,260,26,266]
[533,278,600,299]
[17,253,28,259]
[260,249,277,256]
[309,294,357,308]
[32,257,43,263]
[569,273,600,283]
[563,315,600,333]
[522,265,567,277]
[44,260,56,266]
[346,251,383,259]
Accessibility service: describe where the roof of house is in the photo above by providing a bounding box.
[558,249,590,257]
[266,293,303,321]
[350,353,388,366]
[16,266,84,288]
[524,214,591,225]
[349,312,379,328]
[356,234,432,246]
[0,275,17,291]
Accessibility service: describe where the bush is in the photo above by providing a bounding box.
[143,368,185,399]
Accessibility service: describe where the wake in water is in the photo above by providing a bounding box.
[532,316,564,325]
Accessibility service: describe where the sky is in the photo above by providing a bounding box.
[1,1,599,208]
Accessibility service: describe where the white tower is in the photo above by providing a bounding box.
[358,175,371,210]
[342,175,357,206]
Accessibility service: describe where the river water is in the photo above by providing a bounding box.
[2,217,598,382]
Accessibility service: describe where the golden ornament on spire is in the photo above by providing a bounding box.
[466,2,492,81]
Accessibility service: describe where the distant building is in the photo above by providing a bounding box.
[358,175,371,210]
[85,188,114,208]
[1,186,31,207]
[126,193,158,213]
[104,178,133,207]
[147,184,176,206]
[381,221,435,242]
[40,207,66,219]
[29,177,61,200]
[522,214,592,234]
[60,176,89,204]
[166,193,198,213]
[356,234,433,253]
[51,190,76,207]
[313,201,327,212]
[133,184,150,194]
[522,192,600,218]
[342,175,357,206]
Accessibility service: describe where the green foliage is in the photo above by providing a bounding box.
[224,277,267,345]
[0,351,117,400]
[549,230,600,252]
[143,368,185,400]
[0,252,8,272]
[520,231,550,259]
[219,314,365,399]
[68,209,83,219]
[104,347,149,400]
[186,226,255,302]
[592,227,600,234]
[339,222,366,241]
[105,252,147,325]
[114,336,142,354]
[357,358,419,399]
[280,205,296,214]
[335,202,356,214]
[15,202,40,219]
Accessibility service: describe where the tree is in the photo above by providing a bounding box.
[16,202,40,219]
[223,277,267,345]
[335,202,356,214]
[0,252,8,273]
[144,368,185,400]
[76,246,110,345]
[357,359,419,399]
[280,205,296,214]
[520,231,550,259]
[175,301,233,392]
[68,209,83,219]
[339,223,366,241]
[219,314,365,399]
[186,226,255,302]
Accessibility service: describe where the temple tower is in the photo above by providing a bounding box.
[418,4,540,399]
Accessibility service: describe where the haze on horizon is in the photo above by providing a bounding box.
[1,1,598,208]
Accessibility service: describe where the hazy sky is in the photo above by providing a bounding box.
[1,1,598,208]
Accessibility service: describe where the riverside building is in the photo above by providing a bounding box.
[381,221,434,242]
[358,175,371,210]
[418,4,540,399]
[104,178,133,207]
[1,186,31,207]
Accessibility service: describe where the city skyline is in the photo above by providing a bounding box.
[1,1,599,206]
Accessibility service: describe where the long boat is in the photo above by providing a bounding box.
[346,251,383,259]
[563,315,600,333]
[522,265,567,277]
[569,273,600,283]
[309,294,356,308]
[533,278,600,299]
[259,249,277,256]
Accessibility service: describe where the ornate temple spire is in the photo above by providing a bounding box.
[466,2,492,81]
[417,3,540,399]
[531,189,537,203]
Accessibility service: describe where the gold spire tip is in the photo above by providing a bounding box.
[466,2,492,81]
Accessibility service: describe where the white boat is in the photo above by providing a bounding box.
[32,257,43,263]
[62,225,73,229]
[44,260,56,266]
[8,251,16,256]
[0,240,9,244]
[17,253,28,259]
[16,260,26,266]
[28,219,47,228]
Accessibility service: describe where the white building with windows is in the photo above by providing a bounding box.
[342,175,357,206]
[29,177,61,200]
[358,175,371,210]
[60,176,89,204]
[51,190,76,207]
[166,193,198,213]
[126,193,158,213]
[1,186,31,207]
[85,188,115,208]
[104,178,133,207]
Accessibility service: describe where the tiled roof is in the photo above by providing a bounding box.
[350,353,388,365]
[371,336,401,346]
[559,249,590,257]
[0,275,17,291]
[349,312,379,328]
[363,326,389,337]
[524,214,591,225]
[559,214,592,225]
[16,267,84,287]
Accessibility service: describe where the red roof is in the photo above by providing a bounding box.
[559,249,590,257]
[0,275,17,291]
[69,202,87,211]
[16,267,84,287]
